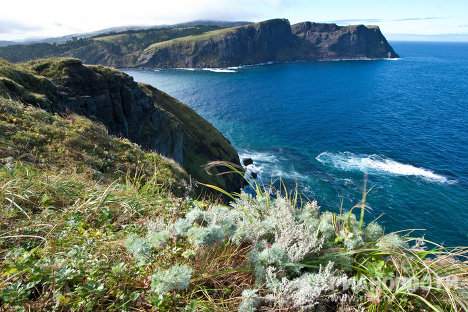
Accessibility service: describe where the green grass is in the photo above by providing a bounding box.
[0,98,187,193]
[0,98,254,310]
[143,24,251,53]
[1,122,466,311]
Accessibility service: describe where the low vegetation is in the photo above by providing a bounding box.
[144,26,244,52]
[1,96,467,310]
[0,25,228,65]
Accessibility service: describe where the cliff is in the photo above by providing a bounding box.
[291,22,398,59]
[0,57,242,195]
[135,19,398,68]
[136,19,300,68]
[0,19,398,68]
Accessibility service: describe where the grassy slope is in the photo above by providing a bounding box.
[144,26,244,51]
[0,98,254,311]
[0,57,242,198]
[0,99,187,193]
[0,26,228,64]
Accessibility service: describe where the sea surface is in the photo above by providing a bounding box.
[124,42,468,246]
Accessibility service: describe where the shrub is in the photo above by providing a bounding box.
[151,265,193,295]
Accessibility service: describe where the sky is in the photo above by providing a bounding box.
[1,0,467,41]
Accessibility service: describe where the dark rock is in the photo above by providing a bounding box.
[291,22,399,59]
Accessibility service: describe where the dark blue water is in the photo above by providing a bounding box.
[124,42,468,246]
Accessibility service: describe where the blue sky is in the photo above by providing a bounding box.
[0,0,467,40]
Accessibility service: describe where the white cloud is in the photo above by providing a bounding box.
[0,0,466,40]
[0,0,294,39]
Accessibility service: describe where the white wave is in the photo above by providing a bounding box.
[239,150,276,174]
[239,150,310,182]
[383,58,402,61]
[175,68,196,71]
[202,68,237,73]
[316,152,455,184]
[239,150,279,165]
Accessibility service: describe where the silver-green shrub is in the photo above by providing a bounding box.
[364,222,384,242]
[238,289,261,312]
[185,207,206,225]
[376,233,409,250]
[125,233,151,263]
[174,218,192,237]
[267,262,357,311]
[146,230,170,249]
[121,191,402,311]
[187,225,224,247]
[151,265,193,295]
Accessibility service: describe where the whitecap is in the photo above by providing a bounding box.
[239,150,311,182]
[316,152,455,184]
[202,68,237,73]
[239,150,278,164]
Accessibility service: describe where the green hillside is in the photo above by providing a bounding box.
[0,25,226,65]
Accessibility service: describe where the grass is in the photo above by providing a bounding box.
[144,27,242,52]
[1,130,467,311]
[0,97,256,310]
[143,19,289,54]
[0,98,187,194]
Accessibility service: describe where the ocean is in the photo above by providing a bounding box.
[124,41,468,247]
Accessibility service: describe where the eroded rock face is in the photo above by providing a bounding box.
[291,22,398,59]
[0,58,242,195]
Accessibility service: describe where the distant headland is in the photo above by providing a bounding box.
[0,19,398,68]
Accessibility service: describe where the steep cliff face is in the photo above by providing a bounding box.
[136,19,398,68]
[136,19,299,68]
[0,58,242,195]
[291,22,398,59]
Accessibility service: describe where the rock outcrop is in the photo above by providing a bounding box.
[0,58,242,195]
[291,22,398,59]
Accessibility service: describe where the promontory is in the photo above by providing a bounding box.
[0,19,398,68]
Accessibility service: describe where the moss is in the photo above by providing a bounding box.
[24,57,82,79]
[88,64,125,80]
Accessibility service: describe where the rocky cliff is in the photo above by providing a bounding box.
[0,19,398,69]
[0,58,242,195]
[136,19,398,68]
[136,19,300,68]
[291,22,398,59]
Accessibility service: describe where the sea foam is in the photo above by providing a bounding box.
[316,152,454,184]
[202,68,237,73]
[239,150,309,182]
